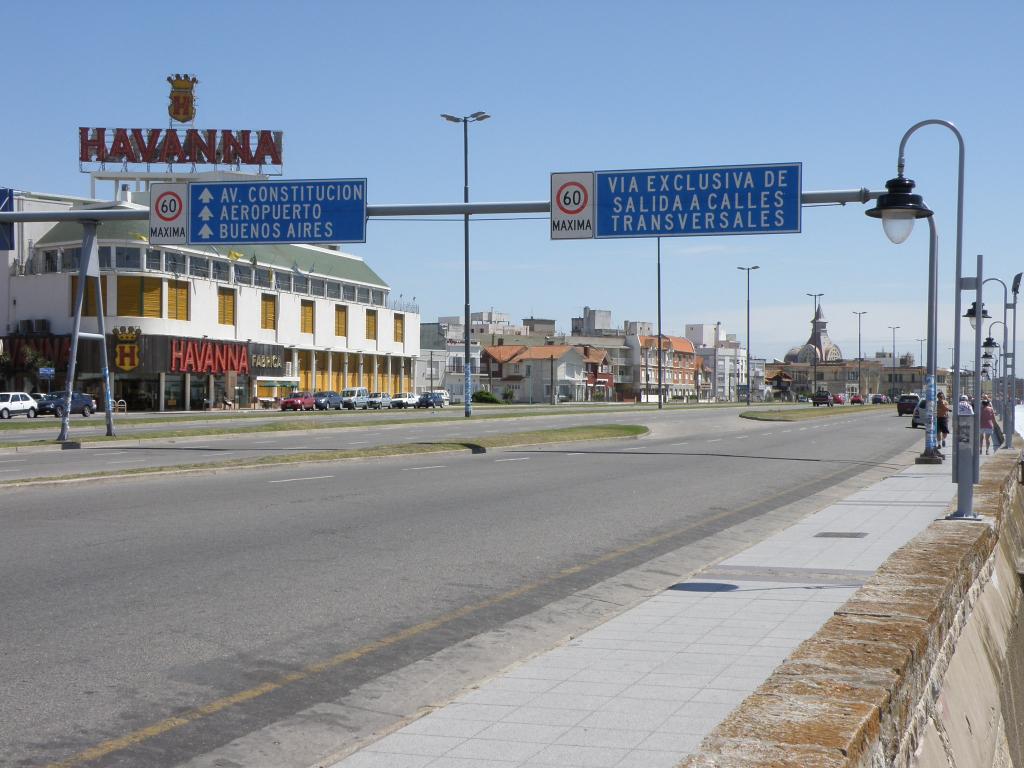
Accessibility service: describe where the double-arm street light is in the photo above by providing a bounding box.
[738,266,759,405]
[888,326,901,398]
[984,276,1011,444]
[806,292,823,395]
[441,110,491,417]
[853,311,867,399]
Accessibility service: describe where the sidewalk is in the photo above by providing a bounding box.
[327,457,963,768]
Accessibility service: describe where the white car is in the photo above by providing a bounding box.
[390,392,417,408]
[0,392,40,419]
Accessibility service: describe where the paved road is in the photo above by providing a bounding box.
[1,408,922,767]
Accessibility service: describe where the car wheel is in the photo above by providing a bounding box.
[27,408,37,418]
[0,408,8,419]
[82,405,92,417]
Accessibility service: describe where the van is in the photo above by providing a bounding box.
[341,387,369,410]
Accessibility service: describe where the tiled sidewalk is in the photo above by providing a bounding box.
[330,460,958,768]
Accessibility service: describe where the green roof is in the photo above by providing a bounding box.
[35,217,388,288]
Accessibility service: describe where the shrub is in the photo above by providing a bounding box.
[473,390,501,404]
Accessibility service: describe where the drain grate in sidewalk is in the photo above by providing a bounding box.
[814,531,868,538]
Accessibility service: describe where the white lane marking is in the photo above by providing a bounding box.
[251,440,276,445]
[670,442,688,446]
[763,433,773,436]
[496,457,530,462]
[189,445,210,449]
[0,468,20,473]
[0,459,27,464]
[781,429,792,433]
[401,465,446,471]
[108,459,145,464]
[623,447,642,451]
[735,436,748,440]
[566,452,585,456]
[708,438,722,443]
[268,475,334,484]
[349,441,368,445]
[92,451,126,456]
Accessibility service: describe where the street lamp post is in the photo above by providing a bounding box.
[984,277,1011,442]
[889,326,901,399]
[1011,273,1022,442]
[916,338,926,368]
[441,110,490,418]
[866,119,986,514]
[853,311,867,399]
[806,292,823,396]
[738,266,759,406]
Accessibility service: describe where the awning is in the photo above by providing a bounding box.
[256,376,300,387]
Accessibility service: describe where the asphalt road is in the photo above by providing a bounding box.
[1,407,922,767]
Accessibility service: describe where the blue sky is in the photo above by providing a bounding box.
[2,0,1022,364]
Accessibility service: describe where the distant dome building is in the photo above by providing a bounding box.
[784,304,843,364]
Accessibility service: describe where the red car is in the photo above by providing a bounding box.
[850,394,864,405]
[280,391,315,411]
[833,393,846,405]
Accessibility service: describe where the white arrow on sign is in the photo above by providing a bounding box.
[199,206,213,221]
[198,224,213,239]
[198,188,213,203]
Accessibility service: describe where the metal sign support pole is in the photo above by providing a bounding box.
[92,263,116,437]
[657,237,663,410]
[58,222,96,442]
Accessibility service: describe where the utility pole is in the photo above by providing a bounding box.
[853,311,867,399]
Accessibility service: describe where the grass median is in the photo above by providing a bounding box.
[739,405,887,422]
[1,424,648,486]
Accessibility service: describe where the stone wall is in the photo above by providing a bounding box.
[679,447,1024,768]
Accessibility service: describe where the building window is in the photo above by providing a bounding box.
[146,248,162,271]
[310,278,324,297]
[335,305,348,336]
[357,287,370,304]
[43,250,60,273]
[294,275,309,294]
[327,282,341,300]
[300,300,314,334]
[167,279,189,320]
[117,275,162,317]
[394,313,405,343]
[365,309,378,340]
[189,256,209,278]
[254,267,272,288]
[61,247,81,272]
[218,287,236,326]
[165,252,186,274]
[98,246,112,270]
[372,289,384,305]
[69,275,108,316]
[234,264,252,286]
[275,272,291,291]
[260,293,277,330]
[115,246,141,270]
[211,261,230,281]
[343,284,356,301]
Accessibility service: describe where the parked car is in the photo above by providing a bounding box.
[313,391,343,410]
[850,394,864,405]
[896,393,920,416]
[280,391,315,411]
[431,390,451,406]
[912,399,929,428]
[390,392,418,409]
[833,393,846,405]
[367,392,391,409]
[871,394,886,404]
[36,391,96,417]
[341,387,369,410]
[0,392,39,419]
[415,392,445,408]
[811,390,834,407]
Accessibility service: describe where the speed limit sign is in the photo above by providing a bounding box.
[149,183,188,245]
[550,172,594,240]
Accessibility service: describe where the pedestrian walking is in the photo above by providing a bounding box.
[957,394,974,416]
[936,391,950,448]
[980,399,996,454]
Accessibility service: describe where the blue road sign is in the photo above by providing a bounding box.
[594,163,801,239]
[0,188,13,251]
[39,367,55,380]
[187,179,367,245]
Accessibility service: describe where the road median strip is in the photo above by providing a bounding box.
[739,405,889,422]
[0,424,648,487]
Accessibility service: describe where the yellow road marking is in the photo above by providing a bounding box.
[46,455,900,767]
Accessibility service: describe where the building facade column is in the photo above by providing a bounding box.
[358,353,364,388]
[343,352,349,388]
[327,351,333,391]
[184,373,191,410]
[310,349,317,392]
[158,372,166,411]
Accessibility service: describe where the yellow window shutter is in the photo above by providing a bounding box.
[261,293,276,329]
[117,276,142,317]
[394,313,405,343]
[168,279,189,320]
[142,278,162,317]
[366,309,377,340]
[301,300,314,333]
[335,305,348,336]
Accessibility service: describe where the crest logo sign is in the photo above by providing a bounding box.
[113,326,142,372]
[167,74,198,124]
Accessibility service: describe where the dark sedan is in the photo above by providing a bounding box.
[414,392,445,409]
[314,391,343,410]
[36,392,97,417]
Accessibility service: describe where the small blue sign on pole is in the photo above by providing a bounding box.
[594,163,801,239]
[39,367,55,380]
[0,188,14,251]
[187,178,367,245]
